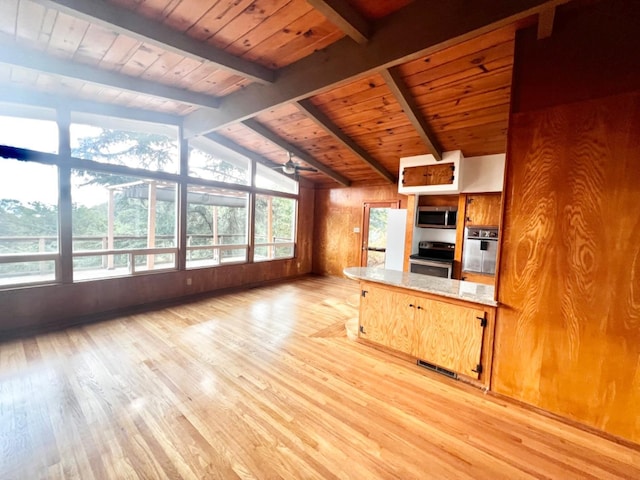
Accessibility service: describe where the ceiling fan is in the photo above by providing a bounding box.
[275,152,318,175]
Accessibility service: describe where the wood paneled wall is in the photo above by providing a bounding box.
[0,186,315,336]
[313,185,407,276]
[493,1,640,443]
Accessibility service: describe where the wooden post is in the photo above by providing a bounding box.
[147,181,157,269]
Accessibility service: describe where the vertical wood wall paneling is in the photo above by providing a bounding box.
[493,1,640,443]
[313,185,407,276]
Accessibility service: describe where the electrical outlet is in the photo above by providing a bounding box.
[186,278,192,286]
[353,227,360,233]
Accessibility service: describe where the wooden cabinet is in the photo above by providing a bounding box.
[359,284,416,355]
[402,163,455,187]
[413,299,486,377]
[465,193,501,226]
[359,282,490,379]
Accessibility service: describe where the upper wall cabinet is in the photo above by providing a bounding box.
[403,163,455,187]
[399,151,463,195]
[399,152,506,195]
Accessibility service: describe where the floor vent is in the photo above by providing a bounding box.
[417,360,458,380]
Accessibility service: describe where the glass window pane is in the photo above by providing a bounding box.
[0,260,56,286]
[0,158,58,287]
[71,170,177,280]
[0,159,59,255]
[188,138,250,185]
[186,185,248,269]
[255,163,298,194]
[132,253,176,273]
[70,114,179,173]
[0,114,58,154]
[254,195,296,262]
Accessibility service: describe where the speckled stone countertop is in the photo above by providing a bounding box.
[343,267,497,307]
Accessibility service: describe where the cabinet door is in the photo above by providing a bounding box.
[465,193,501,226]
[402,165,429,187]
[402,164,455,187]
[412,299,485,378]
[360,284,416,355]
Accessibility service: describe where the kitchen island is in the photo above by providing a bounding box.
[344,267,497,387]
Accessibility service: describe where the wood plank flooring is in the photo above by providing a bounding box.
[1,275,639,479]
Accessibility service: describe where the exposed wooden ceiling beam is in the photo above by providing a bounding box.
[537,6,556,39]
[184,0,566,136]
[295,99,396,183]
[0,85,183,126]
[242,119,351,186]
[306,0,371,44]
[0,41,220,109]
[380,67,443,161]
[34,0,275,84]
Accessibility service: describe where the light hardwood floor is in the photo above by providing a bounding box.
[1,275,639,479]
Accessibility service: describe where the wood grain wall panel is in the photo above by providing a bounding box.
[0,184,315,335]
[494,2,640,443]
[496,92,640,442]
[313,185,408,276]
[511,1,640,113]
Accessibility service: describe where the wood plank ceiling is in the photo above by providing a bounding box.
[0,0,554,187]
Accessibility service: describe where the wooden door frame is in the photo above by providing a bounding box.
[360,200,400,267]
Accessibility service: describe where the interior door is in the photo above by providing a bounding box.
[361,201,400,268]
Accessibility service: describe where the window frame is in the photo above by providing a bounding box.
[0,107,300,290]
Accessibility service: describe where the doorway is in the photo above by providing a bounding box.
[360,201,400,268]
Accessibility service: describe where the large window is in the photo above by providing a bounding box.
[70,113,179,174]
[186,185,249,268]
[0,106,300,290]
[0,106,58,154]
[188,137,250,185]
[71,171,177,280]
[0,159,59,286]
[255,163,298,194]
[254,195,296,261]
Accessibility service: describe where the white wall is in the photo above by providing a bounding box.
[461,154,505,192]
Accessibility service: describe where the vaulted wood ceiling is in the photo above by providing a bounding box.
[0,0,564,187]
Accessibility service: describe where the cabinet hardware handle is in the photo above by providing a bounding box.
[416,306,423,310]
[409,303,414,308]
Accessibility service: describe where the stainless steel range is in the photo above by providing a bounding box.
[409,241,455,278]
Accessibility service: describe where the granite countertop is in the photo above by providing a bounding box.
[343,267,497,307]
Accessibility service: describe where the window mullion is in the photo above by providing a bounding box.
[57,108,73,284]
[177,134,188,271]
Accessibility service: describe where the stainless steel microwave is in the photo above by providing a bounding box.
[416,206,457,228]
